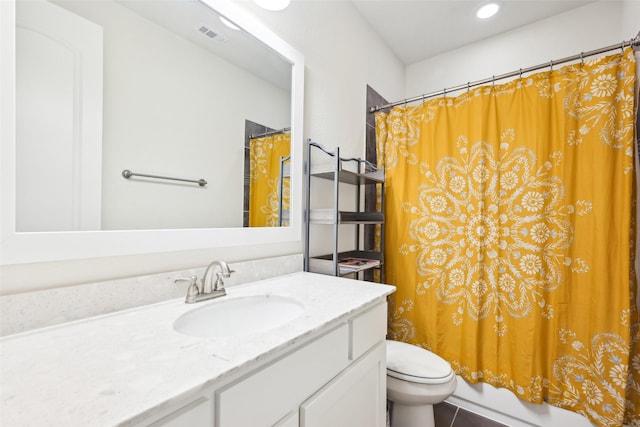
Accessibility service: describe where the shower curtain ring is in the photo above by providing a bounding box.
[443,88,447,98]
[580,52,584,64]
[519,68,523,80]
[467,82,471,93]
[621,40,625,52]
[549,60,553,71]
[492,76,495,87]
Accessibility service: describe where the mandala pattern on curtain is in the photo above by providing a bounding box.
[375,48,639,426]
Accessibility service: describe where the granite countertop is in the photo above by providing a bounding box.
[0,272,395,426]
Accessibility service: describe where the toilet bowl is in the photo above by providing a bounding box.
[386,340,457,427]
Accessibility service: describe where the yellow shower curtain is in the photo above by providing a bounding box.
[249,133,290,227]
[376,48,639,426]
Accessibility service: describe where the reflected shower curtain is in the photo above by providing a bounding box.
[249,133,290,227]
[375,48,639,426]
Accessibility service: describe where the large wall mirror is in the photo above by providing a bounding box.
[0,0,304,264]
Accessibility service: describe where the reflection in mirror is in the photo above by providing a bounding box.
[2,0,304,266]
[15,0,292,232]
[243,122,290,227]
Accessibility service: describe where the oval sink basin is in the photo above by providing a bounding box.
[173,295,305,338]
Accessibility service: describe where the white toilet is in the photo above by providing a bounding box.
[386,340,457,427]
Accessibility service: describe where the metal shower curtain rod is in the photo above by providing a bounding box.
[250,127,291,139]
[370,32,640,113]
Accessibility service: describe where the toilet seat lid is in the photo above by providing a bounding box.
[386,340,454,384]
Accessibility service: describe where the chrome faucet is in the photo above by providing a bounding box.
[202,259,232,294]
[175,260,233,304]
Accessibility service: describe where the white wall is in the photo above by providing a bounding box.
[621,0,640,41]
[406,1,630,99]
[235,0,405,160]
[58,0,290,230]
[404,2,637,426]
[0,0,404,294]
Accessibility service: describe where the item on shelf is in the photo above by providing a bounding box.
[309,254,382,276]
[338,257,381,271]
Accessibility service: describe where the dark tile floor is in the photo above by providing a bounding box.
[434,402,509,427]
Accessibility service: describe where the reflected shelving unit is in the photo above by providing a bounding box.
[304,140,384,281]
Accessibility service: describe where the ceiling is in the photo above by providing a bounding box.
[351,0,596,65]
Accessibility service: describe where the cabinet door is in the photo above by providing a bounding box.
[16,0,103,233]
[300,342,386,427]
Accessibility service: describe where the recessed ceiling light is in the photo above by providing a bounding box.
[220,16,240,31]
[253,0,291,11]
[476,2,500,19]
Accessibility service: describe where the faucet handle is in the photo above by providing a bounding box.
[175,276,200,304]
[175,275,198,286]
[213,271,225,291]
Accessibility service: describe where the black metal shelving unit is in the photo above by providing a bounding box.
[304,140,385,281]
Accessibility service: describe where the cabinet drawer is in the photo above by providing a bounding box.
[216,324,349,427]
[148,396,213,427]
[350,301,387,360]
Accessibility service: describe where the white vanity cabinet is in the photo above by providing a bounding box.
[214,301,387,427]
[0,273,395,427]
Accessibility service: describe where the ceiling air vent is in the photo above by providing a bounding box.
[195,25,227,44]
